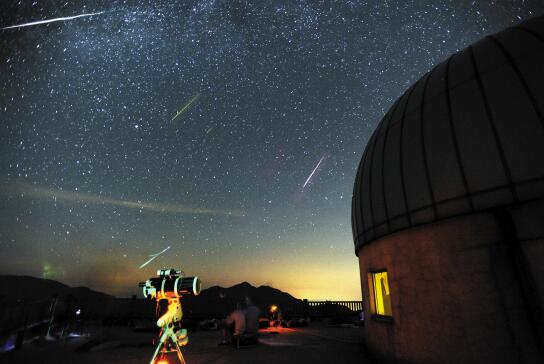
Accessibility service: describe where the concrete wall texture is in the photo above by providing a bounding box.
[358,199,543,364]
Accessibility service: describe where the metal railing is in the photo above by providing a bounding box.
[306,301,363,311]
[280,300,364,318]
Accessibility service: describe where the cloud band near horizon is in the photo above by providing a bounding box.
[4,182,244,217]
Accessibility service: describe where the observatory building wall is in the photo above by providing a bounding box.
[358,202,544,364]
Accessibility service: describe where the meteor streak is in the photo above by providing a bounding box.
[303,155,325,188]
[171,94,200,124]
[139,246,171,269]
[1,11,107,30]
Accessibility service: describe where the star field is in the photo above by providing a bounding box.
[1,0,543,299]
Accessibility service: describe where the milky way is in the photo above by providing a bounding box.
[1,1,543,299]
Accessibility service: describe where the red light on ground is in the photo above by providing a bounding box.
[155,354,169,364]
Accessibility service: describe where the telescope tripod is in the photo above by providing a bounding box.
[150,298,189,364]
[150,324,187,364]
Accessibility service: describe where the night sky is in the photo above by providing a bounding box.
[1,1,543,300]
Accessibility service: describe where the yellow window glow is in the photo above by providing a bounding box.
[371,271,392,316]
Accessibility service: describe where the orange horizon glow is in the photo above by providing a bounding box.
[2,255,363,301]
[2,231,362,301]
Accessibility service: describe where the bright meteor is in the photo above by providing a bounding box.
[171,94,200,124]
[139,246,171,269]
[303,155,325,188]
[1,11,107,30]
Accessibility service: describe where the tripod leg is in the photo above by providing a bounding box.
[150,340,163,364]
[172,339,186,364]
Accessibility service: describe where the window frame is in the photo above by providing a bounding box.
[367,269,394,323]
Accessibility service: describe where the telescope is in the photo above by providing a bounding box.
[139,268,201,300]
[139,268,201,364]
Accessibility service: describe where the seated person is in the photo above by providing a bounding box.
[242,296,261,344]
[220,301,245,345]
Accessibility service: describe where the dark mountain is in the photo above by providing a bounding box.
[0,275,116,334]
[0,275,113,302]
[0,275,300,319]
[199,281,296,302]
[182,281,300,317]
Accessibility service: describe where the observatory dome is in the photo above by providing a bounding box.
[352,15,544,255]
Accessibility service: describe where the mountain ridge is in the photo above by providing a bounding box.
[0,275,298,303]
[0,275,114,301]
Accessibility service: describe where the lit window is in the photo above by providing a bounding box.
[370,271,392,317]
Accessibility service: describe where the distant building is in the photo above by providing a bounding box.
[351,15,544,364]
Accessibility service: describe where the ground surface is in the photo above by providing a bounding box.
[1,324,372,364]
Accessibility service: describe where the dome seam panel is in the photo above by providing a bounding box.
[419,71,438,219]
[445,55,474,212]
[489,34,544,131]
[469,44,518,204]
